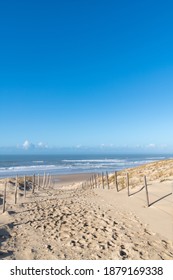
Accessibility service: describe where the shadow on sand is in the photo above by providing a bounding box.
[149,192,172,207]
[0,226,14,259]
[129,186,145,196]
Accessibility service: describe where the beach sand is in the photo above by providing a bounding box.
[0,160,173,260]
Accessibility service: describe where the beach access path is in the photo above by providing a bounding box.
[0,173,173,260]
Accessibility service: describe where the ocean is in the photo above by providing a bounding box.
[0,154,172,178]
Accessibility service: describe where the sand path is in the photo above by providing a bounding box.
[0,181,173,260]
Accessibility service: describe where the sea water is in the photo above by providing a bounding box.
[0,154,172,178]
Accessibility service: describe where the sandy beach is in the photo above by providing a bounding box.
[0,159,173,260]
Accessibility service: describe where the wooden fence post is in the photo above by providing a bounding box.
[45,174,48,188]
[37,174,40,191]
[97,174,99,188]
[94,174,97,188]
[44,173,47,188]
[24,175,26,198]
[92,176,94,189]
[90,176,92,189]
[46,174,48,188]
[2,180,7,213]
[47,174,49,188]
[102,172,104,189]
[144,175,150,207]
[91,176,93,189]
[90,177,92,189]
[42,172,46,188]
[114,171,118,192]
[99,173,102,188]
[93,175,95,188]
[96,174,98,188]
[49,175,51,188]
[45,173,49,188]
[126,173,130,196]
[15,175,18,204]
[106,171,110,189]
[48,175,50,188]
[32,174,35,194]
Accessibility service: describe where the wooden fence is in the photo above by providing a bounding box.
[1,170,172,214]
[0,173,53,213]
[83,171,172,208]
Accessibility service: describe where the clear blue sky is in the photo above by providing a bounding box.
[0,0,173,153]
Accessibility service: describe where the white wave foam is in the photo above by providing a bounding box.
[0,157,163,178]
[62,159,127,163]
[0,165,57,173]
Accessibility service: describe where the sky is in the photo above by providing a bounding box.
[0,0,173,154]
